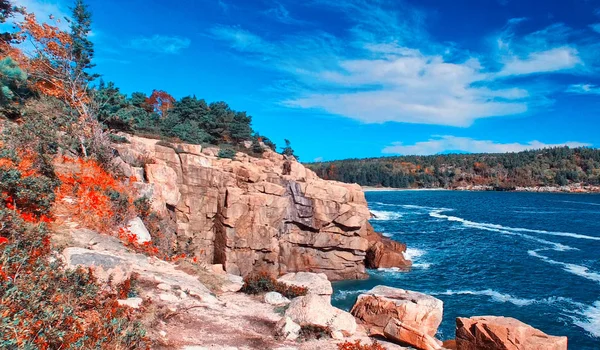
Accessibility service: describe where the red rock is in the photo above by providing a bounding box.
[456,316,568,350]
[384,318,442,350]
[351,286,443,343]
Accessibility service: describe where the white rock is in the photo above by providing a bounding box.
[285,294,356,336]
[277,272,333,300]
[118,297,143,309]
[159,293,179,302]
[276,316,301,341]
[265,292,291,306]
[157,283,171,291]
[126,217,151,243]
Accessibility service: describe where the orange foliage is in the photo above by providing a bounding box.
[146,90,175,118]
[337,340,386,350]
[55,157,135,233]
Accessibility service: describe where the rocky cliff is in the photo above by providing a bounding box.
[112,135,409,280]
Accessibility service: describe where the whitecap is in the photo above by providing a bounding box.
[557,200,600,207]
[528,250,600,284]
[413,263,431,269]
[370,210,403,221]
[331,289,369,301]
[404,247,426,261]
[429,209,600,242]
[433,289,575,307]
[573,301,600,338]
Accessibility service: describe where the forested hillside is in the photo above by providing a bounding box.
[306,147,600,190]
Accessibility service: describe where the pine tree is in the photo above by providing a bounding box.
[69,0,98,83]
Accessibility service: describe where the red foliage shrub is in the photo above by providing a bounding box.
[55,157,136,232]
[337,340,386,350]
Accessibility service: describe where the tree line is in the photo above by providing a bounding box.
[306,147,600,189]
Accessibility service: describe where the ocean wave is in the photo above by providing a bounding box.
[528,250,600,284]
[557,200,600,207]
[413,263,431,269]
[404,247,426,261]
[331,289,369,301]
[573,301,600,338]
[429,209,600,242]
[433,289,574,307]
[370,210,403,221]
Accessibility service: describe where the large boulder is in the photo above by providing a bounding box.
[285,294,357,337]
[351,286,443,349]
[384,318,442,350]
[455,316,568,350]
[126,217,151,243]
[277,272,333,300]
[62,247,132,285]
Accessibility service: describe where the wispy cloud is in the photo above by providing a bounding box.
[566,84,600,95]
[382,136,591,155]
[497,47,581,76]
[264,2,306,25]
[209,0,599,127]
[129,35,191,54]
[590,23,600,34]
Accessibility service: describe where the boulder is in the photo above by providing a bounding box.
[285,294,356,337]
[277,272,333,300]
[384,318,442,350]
[265,292,291,306]
[351,286,443,339]
[366,234,410,269]
[455,316,568,350]
[126,217,151,243]
[62,247,132,284]
[276,316,301,341]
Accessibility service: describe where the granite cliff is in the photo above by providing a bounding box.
[112,134,409,280]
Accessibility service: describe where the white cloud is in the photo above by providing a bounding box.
[591,23,600,34]
[382,136,591,155]
[129,35,191,54]
[210,1,595,127]
[566,84,600,95]
[497,47,581,76]
[313,156,324,162]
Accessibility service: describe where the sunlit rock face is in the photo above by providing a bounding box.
[113,134,409,280]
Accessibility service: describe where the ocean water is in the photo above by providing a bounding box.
[332,190,600,349]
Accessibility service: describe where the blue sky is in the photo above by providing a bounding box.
[19,0,600,161]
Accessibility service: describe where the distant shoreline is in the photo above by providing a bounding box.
[361,185,600,194]
[361,187,449,192]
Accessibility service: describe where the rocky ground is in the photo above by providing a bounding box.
[53,220,409,350]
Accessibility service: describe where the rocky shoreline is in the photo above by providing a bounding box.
[55,134,570,349]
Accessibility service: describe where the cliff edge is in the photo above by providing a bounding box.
[112,134,409,280]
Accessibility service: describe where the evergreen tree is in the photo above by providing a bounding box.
[69,0,98,83]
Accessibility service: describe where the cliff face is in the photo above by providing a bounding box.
[113,135,409,280]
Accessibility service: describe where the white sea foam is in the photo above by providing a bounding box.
[434,289,574,307]
[413,263,432,269]
[574,301,600,338]
[429,209,600,242]
[404,247,426,261]
[370,210,403,221]
[557,200,600,207]
[429,210,576,251]
[528,250,600,284]
[331,289,369,301]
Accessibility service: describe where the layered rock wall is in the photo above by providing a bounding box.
[113,135,408,280]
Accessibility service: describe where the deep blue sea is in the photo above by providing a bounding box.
[332,190,600,349]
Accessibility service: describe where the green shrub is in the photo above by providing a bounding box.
[240,271,308,299]
[217,148,236,159]
[109,134,130,144]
